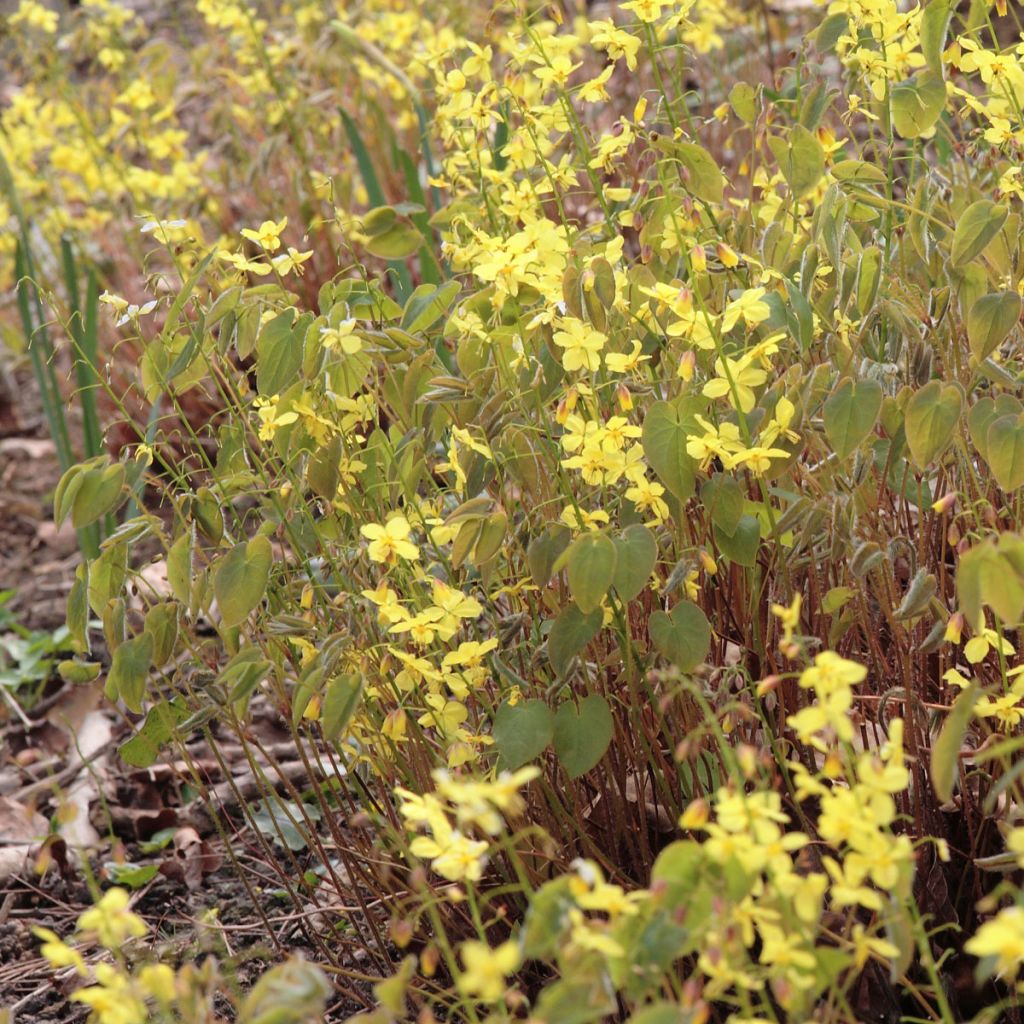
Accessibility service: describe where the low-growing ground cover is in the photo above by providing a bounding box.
[3,0,1024,1021]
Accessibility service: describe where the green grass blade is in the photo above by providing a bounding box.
[60,236,104,462]
[340,107,412,301]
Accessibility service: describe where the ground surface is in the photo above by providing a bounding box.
[0,367,373,1021]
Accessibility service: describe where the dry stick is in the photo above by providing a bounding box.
[245,730,392,975]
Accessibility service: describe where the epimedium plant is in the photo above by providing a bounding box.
[10,0,1024,1020]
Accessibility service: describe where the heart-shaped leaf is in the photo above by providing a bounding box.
[951,200,1008,268]
[612,525,657,602]
[649,601,711,672]
[823,378,882,460]
[493,699,555,770]
[891,72,946,138]
[968,291,1021,361]
[714,515,761,567]
[970,397,1014,463]
[905,380,962,468]
[548,604,603,677]
[214,535,273,627]
[553,695,614,778]
[768,125,824,199]
[701,475,744,536]
[642,400,697,502]
[528,523,571,588]
[987,414,1024,492]
[567,533,617,613]
[107,631,154,714]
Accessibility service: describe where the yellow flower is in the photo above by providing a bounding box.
[602,339,651,376]
[409,819,489,882]
[77,888,147,947]
[253,395,298,441]
[965,906,1024,979]
[271,246,314,275]
[720,288,771,332]
[240,216,288,252]
[361,515,420,564]
[320,319,363,355]
[703,354,767,413]
[553,319,606,373]
[33,927,87,975]
[10,0,58,32]
[457,940,519,1001]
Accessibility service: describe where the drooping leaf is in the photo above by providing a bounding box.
[950,200,1008,268]
[768,125,824,199]
[107,631,154,714]
[905,380,962,467]
[567,533,617,613]
[987,414,1024,492]
[548,604,603,677]
[823,378,882,460]
[891,72,946,138]
[968,291,1021,361]
[642,400,697,502]
[931,685,977,804]
[612,525,658,601]
[214,535,273,628]
[119,700,188,768]
[649,601,711,672]
[493,699,555,770]
[553,695,614,778]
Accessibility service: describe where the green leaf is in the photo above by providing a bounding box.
[891,72,946,138]
[119,699,188,768]
[729,82,757,123]
[627,1004,689,1024]
[649,601,711,672]
[321,674,363,740]
[365,224,422,259]
[714,514,761,567]
[823,378,882,460]
[71,463,126,529]
[401,280,460,334]
[611,525,657,602]
[822,586,856,614]
[987,414,1024,492]
[528,523,571,588]
[553,695,614,778]
[57,660,101,684]
[642,400,696,502]
[307,435,343,501]
[904,380,962,468]
[143,602,179,666]
[673,141,725,205]
[969,395,1023,463]
[921,0,953,73]
[567,533,617,613]
[214,535,273,628]
[107,631,154,714]
[548,604,603,677]
[256,312,302,397]
[768,125,824,199]
[950,200,1008,268]
[651,840,704,906]
[493,699,555,770]
[968,291,1021,361]
[931,684,977,803]
[104,862,160,890]
[702,475,744,536]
